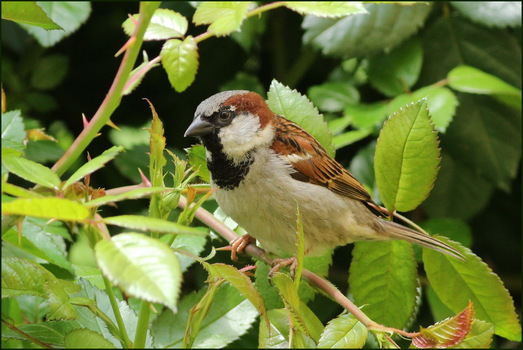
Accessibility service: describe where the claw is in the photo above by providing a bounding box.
[269,257,298,279]
[217,235,256,261]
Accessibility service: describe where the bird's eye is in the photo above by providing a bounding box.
[219,111,232,121]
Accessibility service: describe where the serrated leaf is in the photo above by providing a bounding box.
[151,284,257,348]
[349,240,417,329]
[161,36,199,92]
[19,2,91,48]
[267,80,335,156]
[375,99,440,212]
[123,9,188,40]
[451,2,521,28]
[0,321,80,348]
[64,328,115,348]
[2,197,90,221]
[1,1,63,29]
[285,1,367,17]
[3,155,61,189]
[2,110,27,152]
[259,308,316,348]
[94,233,181,312]
[103,215,207,236]
[423,236,521,341]
[317,312,368,348]
[186,144,210,183]
[1,257,79,320]
[271,272,310,336]
[205,263,268,327]
[84,186,166,207]
[455,319,495,349]
[412,301,474,348]
[303,3,431,58]
[63,146,124,189]
[368,36,423,97]
[388,86,458,132]
[448,65,521,109]
[193,2,251,36]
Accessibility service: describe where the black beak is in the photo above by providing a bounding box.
[184,115,214,137]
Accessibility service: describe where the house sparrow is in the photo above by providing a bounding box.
[185,90,463,266]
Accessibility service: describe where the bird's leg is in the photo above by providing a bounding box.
[225,234,257,261]
[269,256,298,279]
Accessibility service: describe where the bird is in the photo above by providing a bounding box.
[184,90,464,272]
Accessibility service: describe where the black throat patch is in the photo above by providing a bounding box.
[201,134,254,190]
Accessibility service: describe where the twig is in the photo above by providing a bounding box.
[177,195,421,342]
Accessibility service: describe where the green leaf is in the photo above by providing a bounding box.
[19,2,91,48]
[193,2,251,36]
[374,99,441,212]
[258,308,316,348]
[63,146,124,190]
[103,215,207,236]
[332,129,372,150]
[2,110,27,152]
[3,155,61,189]
[2,197,90,221]
[205,263,268,326]
[169,234,207,272]
[442,94,521,192]
[368,36,423,97]
[422,218,472,248]
[1,1,62,30]
[30,54,69,90]
[1,257,79,320]
[161,36,199,92]
[151,284,258,348]
[317,312,368,348]
[448,65,521,109]
[64,329,115,348]
[419,16,520,90]
[308,82,360,113]
[84,186,166,207]
[285,1,367,17]
[423,236,521,341]
[343,102,389,130]
[455,319,495,349]
[186,144,210,183]
[267,80,335,156]
[303,3,431,58]
[451,2,521,28]
[123,9,188,40]
[123,51,161,95]
[388,86,458,132]
[349,240,417,329]
[0,321,80,348]
[95,233,181,312]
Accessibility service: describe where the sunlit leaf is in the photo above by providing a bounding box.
[63,146,124,190]
[2,197,90,221]
[123,8,188,40]
[103,215,207,235]
[161,36,199,92]
[193,2,251,36]
[285,1,367,17]
[3,155,61,189]
[317,312,368,348]
[95,233,181,312]
[374,99,440,212]
[1,1,62,29]
[423,236,521,341]
[267,80,335,156]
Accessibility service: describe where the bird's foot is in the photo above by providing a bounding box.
[217,234,257,261]
[269,257,298,279]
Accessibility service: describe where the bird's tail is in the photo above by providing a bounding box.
[380,219,465,260]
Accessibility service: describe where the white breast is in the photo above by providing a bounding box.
[212,148,382,257]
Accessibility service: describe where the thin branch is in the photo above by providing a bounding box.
[1,318,54,349]
[177,195,421,341]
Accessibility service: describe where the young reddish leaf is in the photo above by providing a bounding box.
[412,301,474,348]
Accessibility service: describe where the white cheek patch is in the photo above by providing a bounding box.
[218,114,274,162]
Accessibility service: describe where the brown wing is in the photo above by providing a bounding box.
[270,116,372,203]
